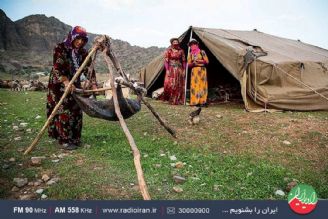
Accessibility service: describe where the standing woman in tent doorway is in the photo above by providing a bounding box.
[188,39,209,107]
[47,26,97,150]
[161,38,186,105]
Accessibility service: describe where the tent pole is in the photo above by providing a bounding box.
[184,28,193,105]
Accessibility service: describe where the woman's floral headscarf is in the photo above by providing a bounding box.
[63,26,88,78]
[63,26,88,49]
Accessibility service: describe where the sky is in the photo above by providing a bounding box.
[1,0,327,49]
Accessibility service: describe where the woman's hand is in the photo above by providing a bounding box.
[92,84,98,90]
[61,76,75,93]
[63,81,76,93]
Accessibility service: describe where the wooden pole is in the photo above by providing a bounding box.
[74,86,129,94]
[184,28,193,105]
[108,50,177,138]
[103,48,151,200]
[115,79,176,138]
[24,45,99,155]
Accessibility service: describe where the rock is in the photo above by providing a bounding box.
[242,131,248,134]
[52,177,60,182]
[286,181,298,192]
[26,128,32,133]
[143,132,148,136]
[41,194,48,199]
[213,184,222,191]
[31,157,43,166]
[169,155,177,161]
[51,159,60,163]
[13,178,28,188]
[283,140,291,145]
[175,161,184,169]
[283,177,290,182]
[35,189,44,194]
[154,164,161,168]
[34,181,41,186]
[46,180,56,185]
[143,154,148,158]
[57,153,67,159]
[17,148,24,152]
[246,172,253,177]
[216,115,223,119]
[14,137,21,141]
[173,175,186,184]
[13,126,19,130]
[35,115,41,119]
[190,177,200,181]
[274,189,285,196]
[19,194,37,200]
[19,122,28,127]
[9,157,16,162]
[173,186,183,193]
[132,185,140,191]
[173,141,178,145]
[2,164,10,169]
[28,182,34,186]
[41,174,50,182]
[46,177,59,185]
[11,186,20,192]
[160,153,166,157]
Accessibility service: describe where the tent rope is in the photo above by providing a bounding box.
[274,64,328,102]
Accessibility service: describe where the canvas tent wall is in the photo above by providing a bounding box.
[139,27,328,111]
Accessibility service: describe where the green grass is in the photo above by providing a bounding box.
[0,89,327,200]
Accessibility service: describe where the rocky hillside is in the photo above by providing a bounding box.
[0,9,164,80]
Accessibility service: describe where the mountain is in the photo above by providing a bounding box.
[0,9,165,80]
